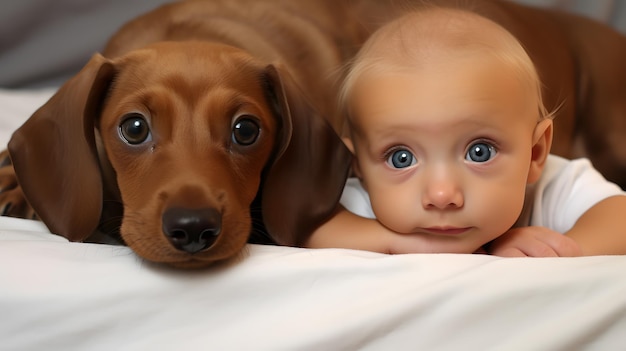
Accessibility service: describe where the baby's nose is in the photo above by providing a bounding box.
[422,178,464,210]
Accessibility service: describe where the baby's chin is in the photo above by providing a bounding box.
[393,226,494,254]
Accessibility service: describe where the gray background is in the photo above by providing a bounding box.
[1,0,625,88]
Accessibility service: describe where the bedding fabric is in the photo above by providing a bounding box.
[1,89,626,350]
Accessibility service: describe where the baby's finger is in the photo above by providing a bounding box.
[491,246,528,257]
[518,243,559,257]
[541,234,582,257]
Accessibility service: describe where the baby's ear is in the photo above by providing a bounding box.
[527,119,553,184]
[341,137,362,179]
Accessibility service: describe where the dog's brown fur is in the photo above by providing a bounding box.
[2,0,626,268]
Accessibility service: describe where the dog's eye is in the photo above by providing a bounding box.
[119,113,151,145]
[232,117,260,146]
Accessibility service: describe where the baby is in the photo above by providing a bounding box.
[307,6,626,256]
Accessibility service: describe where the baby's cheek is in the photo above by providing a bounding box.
[477,188,526,234]
[370,192,417,234]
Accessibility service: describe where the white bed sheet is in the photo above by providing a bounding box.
[1,89,626,351]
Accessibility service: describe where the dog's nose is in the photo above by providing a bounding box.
[162,207,221,253]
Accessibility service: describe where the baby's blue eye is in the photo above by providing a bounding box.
[465,142,496,163]
[387,149,416,169]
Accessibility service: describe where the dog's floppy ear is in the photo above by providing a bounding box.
[261,64,352,246]
[8,54,114,241]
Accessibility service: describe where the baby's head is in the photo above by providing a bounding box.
[341,6,551,125]
[342,7,555,253]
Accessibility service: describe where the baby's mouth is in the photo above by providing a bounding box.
[420,226,471,236]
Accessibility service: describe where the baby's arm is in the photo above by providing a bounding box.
[563,195,626,255]
[489,226,582,257]
[306,207,394,253]
[490,195,626,257]
[307,206,439,254]
[491,157,626,257]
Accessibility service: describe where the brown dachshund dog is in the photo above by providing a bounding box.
[2,0,626,268]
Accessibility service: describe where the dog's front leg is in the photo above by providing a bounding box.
[0,149,38,220]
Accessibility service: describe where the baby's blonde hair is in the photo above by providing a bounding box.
[340,6,553,127]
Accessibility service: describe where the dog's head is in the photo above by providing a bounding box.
[8,41,351,268]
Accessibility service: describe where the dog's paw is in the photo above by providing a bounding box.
[0,149,11,168]
[0,151,38,220]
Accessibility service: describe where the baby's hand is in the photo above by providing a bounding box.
[489,226,582,257]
